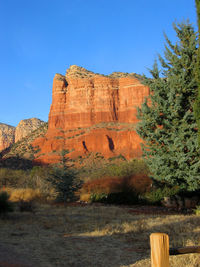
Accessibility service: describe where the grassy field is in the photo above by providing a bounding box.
[0,204,200,267]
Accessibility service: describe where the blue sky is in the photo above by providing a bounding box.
[0,0,197,126]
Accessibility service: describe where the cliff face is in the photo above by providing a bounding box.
[33,65,149,164]
[15,118,45,142]
[0,118,45,152]
[0,123,15,151]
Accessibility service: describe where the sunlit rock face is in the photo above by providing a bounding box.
[15,118,45,142]
[0,119,45,152]
[32,65,149,164]
[0,123,15,151]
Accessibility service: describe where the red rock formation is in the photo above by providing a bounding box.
[33,65,149,164]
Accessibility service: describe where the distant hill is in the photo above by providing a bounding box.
[0,123,15,151]
[0,122,48,169]
[0,118,46,152]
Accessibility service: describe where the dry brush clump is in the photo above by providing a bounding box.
[0,166,57,203]
[77,158,151,203]
[78,174,152,203]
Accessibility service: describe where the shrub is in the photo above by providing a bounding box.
[0,166,57,202]
[142,186,180,205]
[90,193,108,203]
[0,191,14,214]
[28,166,56,201]
[0,168,27,188]
[79,174,151,204]
[80,174,151,195]
[6,188,43,202]
[79,159,149,182]
[104,191,139,205]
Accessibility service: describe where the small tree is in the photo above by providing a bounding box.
[49,150,80,202]
[137,23,200,191]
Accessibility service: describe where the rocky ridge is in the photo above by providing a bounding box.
[15,118,45,142]
[65,65,141,79]
[0,123,48,169]
[0,118,45,152]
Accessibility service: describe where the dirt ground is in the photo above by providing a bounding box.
[0,204,200,267]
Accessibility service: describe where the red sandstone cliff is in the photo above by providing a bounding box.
[33,65,149,164]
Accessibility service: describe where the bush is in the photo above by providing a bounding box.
[142,186,180,205]
[89,191,139,205]
[105,191,139,205]
[90,193,108,203]
[0,191,14,214]
[28,166,56,201]
[79,174,151,204]
[0,167,56,202]
[6,188,44,202]
[0,168,27,188]
[104,159,148,177]
[79,159,149,181]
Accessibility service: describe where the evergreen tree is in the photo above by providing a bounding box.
[48,150,80,202]
[137,23,200,191]
[194,0,200,144]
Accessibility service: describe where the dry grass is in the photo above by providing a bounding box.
[1,187,56,202]
[5,187,42,202]
[0,204,200,266]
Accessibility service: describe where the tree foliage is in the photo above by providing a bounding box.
[48,150,80,202]
[137,23,200,191]
[194,0,200,144]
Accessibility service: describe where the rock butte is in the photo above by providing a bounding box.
[32,65,150,164]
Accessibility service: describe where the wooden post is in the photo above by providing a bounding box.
[150,233,170,267]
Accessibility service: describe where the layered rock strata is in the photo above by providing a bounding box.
[33,65,149,164]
